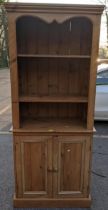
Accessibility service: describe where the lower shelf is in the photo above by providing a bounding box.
[14,194,91,208]
[19,118,88,133]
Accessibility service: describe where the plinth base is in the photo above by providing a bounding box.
[14,194,91,208]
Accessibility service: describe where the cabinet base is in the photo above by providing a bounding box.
[14,195,91,208]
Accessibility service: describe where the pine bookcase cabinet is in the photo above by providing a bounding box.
[6,3,104,208]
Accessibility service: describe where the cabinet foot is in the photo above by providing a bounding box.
[14,194,91,208]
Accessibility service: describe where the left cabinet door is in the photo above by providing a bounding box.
[14,135,52,198]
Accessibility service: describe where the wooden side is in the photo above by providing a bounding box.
[14,136,23,197]
[53,135,91,197]
[12,102,20,128]
[83,136,91,196]
[87,16,101,129]
[8,14,19,102]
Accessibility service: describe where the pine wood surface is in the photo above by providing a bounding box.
[21,118,86,132]
[19,96,88,103]
[18,54,91,58]
[14,135,91,198]
[6,2,104,207]
[13,195,91,208]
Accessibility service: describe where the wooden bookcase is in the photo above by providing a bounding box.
[5,3,104,208]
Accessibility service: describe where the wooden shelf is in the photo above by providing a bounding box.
[19,96,88,103]
[19,118,87,133]
[17,54,91,59]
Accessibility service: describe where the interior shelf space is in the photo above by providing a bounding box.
[18,57,90,98]
[16,16,92,56]
[20,118,87,132]
[19,96,88,103]
[19,102,87,131]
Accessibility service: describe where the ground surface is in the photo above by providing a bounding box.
[0,69,108,210]
[0,69,12,132]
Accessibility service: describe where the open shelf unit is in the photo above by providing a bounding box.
[6,2,104,208]
[16,16,92,130]
[16,16,92,55]
[19,102,87,130]
[18,56,90,112]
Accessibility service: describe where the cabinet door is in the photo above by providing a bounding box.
[53,135,91,197]
[14,135,52,198]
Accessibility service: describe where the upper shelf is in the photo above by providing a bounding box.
[17,54,91,59]
[16,16,93,56]
[19,95,88,103]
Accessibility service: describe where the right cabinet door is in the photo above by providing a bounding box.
[53,135,91,198]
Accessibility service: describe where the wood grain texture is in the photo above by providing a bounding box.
[13,194,91,208]
[16,16,92,56]
[8,14,19,102]
[5,3,104,15]
[12,103,20,129]
[14,137,23,197]
[6,3,103,207]
[19,103,87,130]
[14,135,52,198]
[53,135,90,197]
[18,58,90,99]
[19,96,88,103]
[87,16,101,129]
[18,54,91,58]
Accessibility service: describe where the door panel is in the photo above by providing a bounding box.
[14,135,52,198]
[60,141,83,192]
[53,135,91,197]
[23,142,46,192]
